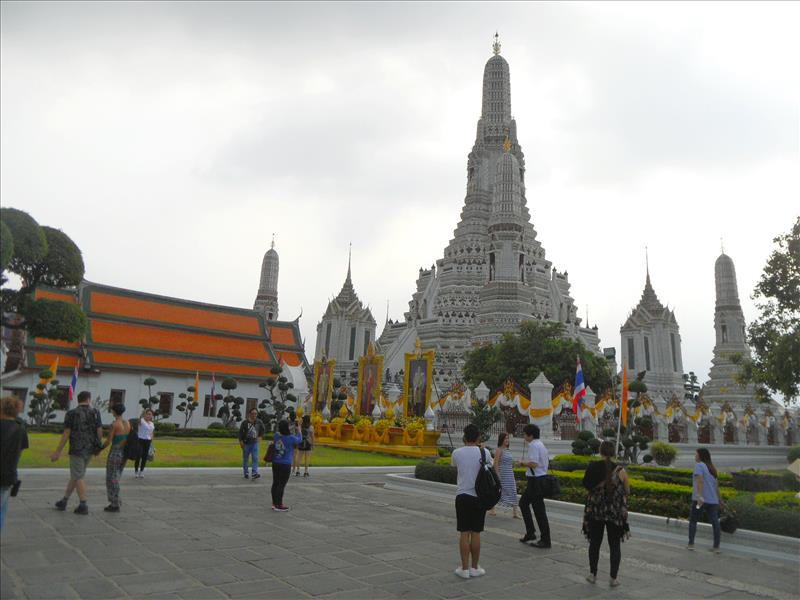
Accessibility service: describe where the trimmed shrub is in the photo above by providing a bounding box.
[415,461,457,484]
[437,446,453,458]
[642,454,653,463]
[787,445,800,464]
[577,430,595,442]
[728,495,800,538]
[754,491,800,513]
[155,422,177,433]
[732,469,799,492]
[649,441,677,466]
[208,422,227,430]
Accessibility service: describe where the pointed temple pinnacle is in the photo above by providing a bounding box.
[347,243,352,280]
[492,32,501,56]
[271,233,275,250]
[721,237,725,254]
[645,245,649,280]
[503,135,512,153]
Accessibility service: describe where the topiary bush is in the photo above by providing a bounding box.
[754,491,800,513]
[788,445,800,464]
[642,454,653,463]
[649,441,677,466]
[154,422,177,433]
[732,469,800,492]
[208,422,227,429]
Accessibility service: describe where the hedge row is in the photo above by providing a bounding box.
[731,470,799,492]
[728,495,800,538]
[754,491,800,513]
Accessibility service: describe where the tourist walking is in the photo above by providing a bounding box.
[490,432,518,518]
[50,391,103,515]
[582,440,630,586]
[134,409,155,478]
[450,424,491,579]
[101,404,130,512]
[270,419,302,511]
[518,424,551,548]
[687,448,721,553]
[1,396,26,532]
[239,408,265,480]
[294,414,314,477]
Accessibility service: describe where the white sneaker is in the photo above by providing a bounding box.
[454,568,470,579]
[686,544,695,551]
[610,578,621,587]
[469,566,485,577]
[586,574,596,584]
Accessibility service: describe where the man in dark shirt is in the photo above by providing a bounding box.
[1,396,25,532]
[239,408,266,480]
[14,396,29,452]
[50,391,103,515]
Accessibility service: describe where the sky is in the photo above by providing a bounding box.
[1,1,798,387]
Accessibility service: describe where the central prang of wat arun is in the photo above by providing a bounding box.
[379,36,601,388]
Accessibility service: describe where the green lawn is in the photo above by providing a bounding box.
[20,433,419,468]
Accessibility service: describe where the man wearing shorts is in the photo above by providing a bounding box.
[450,424,491,579]
[50,391,103,515]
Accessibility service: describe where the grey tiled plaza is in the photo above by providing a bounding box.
[1,468,797,600]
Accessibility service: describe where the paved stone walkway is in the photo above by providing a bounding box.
[1,468,798,600]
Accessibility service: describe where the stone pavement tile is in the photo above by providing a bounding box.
[305,552,354,570]
[330,550,378,566]
[185,567,238,586]
[0,550,49,569]
[406,574,481,599]
[14,562,101,586]
[392,558,440,577]
[111,570,199,595]
[223,548,263,562]
[168,550,237,569]
[247,544,294,560]
[319,586,401,599]
[124,554,178,572]
[80,542,151,560]
[215,578,305,599]
[20,583,79,600]
[340,563,403,580]
[704,591,763,600]
[250,557,321,577]
[91,558,140,577]
[285,571,366,596]
[665,575,732,597]
[176,587,227,599]
[215,561,275,582]
[374,581,440,599]
[69,577,126,600]
[360,570,421,586]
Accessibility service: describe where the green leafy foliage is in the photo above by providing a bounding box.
[462,321,611,395]
[139,377,163,421]
[468,400,501,443]
[27,371,62,426]
[217,378,242,428]
[24,298,87,342]
[731,469,800,492]
[258,366,296,431]
[788,445,800,463]
[12,227,84,290]
[175,385,199,428]
[736,218,800,404]
[728,494,800,537]
[754,491,800,513]
[154,422,177,433]
[0,208,47,270]
[649,441,677,466]
[0,219,13,273]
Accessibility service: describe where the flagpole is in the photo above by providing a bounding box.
[614,372,622,456]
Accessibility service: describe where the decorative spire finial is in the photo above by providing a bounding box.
[503,135,512,153]
[645,245,649,278]
[492,32,501,56]
[347,242,352,279]
[721,237,724,254]
[271,233,275,250]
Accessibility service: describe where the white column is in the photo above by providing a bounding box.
[528,372,554,441]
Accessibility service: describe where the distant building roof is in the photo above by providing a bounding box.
[26,282,309,380]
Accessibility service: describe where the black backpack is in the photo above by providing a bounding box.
[474,447,502,510]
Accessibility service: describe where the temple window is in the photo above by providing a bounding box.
[324,322,332,356]
[348,326,357,361]
[721,324,728,343]
[159,392,173,417]
[644,337,651,371]
[627,338,635,370]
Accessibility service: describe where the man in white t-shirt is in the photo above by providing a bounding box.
[450,424,492,579]
[518,423,551,548]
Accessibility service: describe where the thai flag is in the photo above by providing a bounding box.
[68,366,78,403]
[572,357,586,422]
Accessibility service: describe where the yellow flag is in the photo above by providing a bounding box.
[195,371,201,406]
[39,356,59,387]
[621,367,629,427]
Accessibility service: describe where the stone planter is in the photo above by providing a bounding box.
[340,424,355,442]
[423,431,441,447]
[388,427,405,445]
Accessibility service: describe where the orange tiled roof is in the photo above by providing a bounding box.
[26,282,309,379]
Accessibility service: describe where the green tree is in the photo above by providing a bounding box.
[469,400,501,443]
[1,207,87,343]
[217,377,243,428]
[0,219,13,274]
[736,218,799,405]
[462,321,611,395]
[27,370,62,426]
[139,376,162,419]
[258,366,297,431]
[175,385,200,428]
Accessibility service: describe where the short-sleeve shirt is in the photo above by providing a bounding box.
[0,419,24,487]
[451,446,493,497]
[524,439,549,477]
[239,419,266,443]
[63,405,102,457]
[693,462,720,504]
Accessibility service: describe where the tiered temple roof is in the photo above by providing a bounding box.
[26,282,308,379]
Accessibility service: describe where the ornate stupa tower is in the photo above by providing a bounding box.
[314,247,377,377]
[619,257,684,400]
[379,35,600,386]
[253,236,279,321]
[703,251,757,405]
